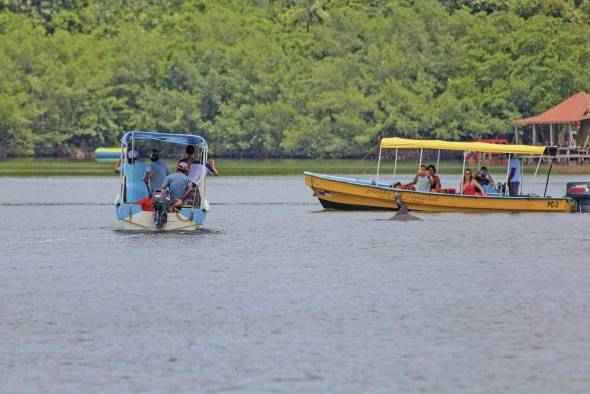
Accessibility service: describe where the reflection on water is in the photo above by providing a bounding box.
[1,175,590,393]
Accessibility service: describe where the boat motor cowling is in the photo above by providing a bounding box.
[152,188,172,229]
[566,182,590,212]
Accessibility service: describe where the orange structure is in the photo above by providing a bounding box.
[512,92,590,163]
[513,92,590,147]
[467,138,508,165]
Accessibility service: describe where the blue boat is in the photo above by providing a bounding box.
[94,147,120,160]
[115,131,209,231]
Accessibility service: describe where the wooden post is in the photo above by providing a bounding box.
[513,126,518,144]
[532,124,537,145]
[569,123,574,147]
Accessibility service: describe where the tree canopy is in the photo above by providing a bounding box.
[1,0,589,158]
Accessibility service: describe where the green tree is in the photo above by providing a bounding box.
[282,0,330,32]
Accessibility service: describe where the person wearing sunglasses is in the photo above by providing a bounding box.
[462,168,485,196]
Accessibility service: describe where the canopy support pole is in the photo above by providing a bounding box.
[131,131,135,196]
[118,143,125,204]
[532,154,543,194]
[123,131,135,204]
[376,147,382,184]
[418,148,423,170]
[518,159,524,195]
[544,157,554,197]
[393,148,398,182]
[460,150,466,195]
[505,154,511,196]
[436,149,440,170]
[201,146,208,209]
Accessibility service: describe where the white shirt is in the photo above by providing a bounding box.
[509,158,521,183]
[188,163,207,187]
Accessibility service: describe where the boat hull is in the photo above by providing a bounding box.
[304,172,575,213]
[116,205,206,231]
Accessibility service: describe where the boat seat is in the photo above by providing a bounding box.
[483,184,501,196]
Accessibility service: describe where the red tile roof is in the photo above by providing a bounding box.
[513,92,590,125]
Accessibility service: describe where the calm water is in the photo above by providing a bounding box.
[1,174,590,393]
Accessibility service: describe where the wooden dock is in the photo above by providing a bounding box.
[555,147,590,165]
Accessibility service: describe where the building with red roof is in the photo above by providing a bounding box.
[512,92,590,149]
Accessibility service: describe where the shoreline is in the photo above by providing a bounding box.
[1,158,590,177]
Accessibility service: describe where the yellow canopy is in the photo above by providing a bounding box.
[380,137,546,155]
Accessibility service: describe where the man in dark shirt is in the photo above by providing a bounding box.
[144,149,169,194]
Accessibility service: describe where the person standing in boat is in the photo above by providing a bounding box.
[118,149,149,203]
[178,145,219,178]
[178,145,197,168]
[178,145,219,205]
[462,168,485,196]
[403,165,434,192]
[507,156,521,196]
[144,149,169,195]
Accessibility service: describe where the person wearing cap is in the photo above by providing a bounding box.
[120,148,149,203]
[143,149,169,194]
[161,161,193,206]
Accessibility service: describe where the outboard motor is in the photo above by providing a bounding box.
[152,188,171,229]
[566,182,590,212]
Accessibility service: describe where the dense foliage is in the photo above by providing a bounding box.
[1,0,589,158]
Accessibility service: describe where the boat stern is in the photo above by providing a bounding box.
[116,204,206,231]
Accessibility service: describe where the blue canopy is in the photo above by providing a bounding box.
[121,131,207,148]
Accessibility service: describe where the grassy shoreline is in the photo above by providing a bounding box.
[1,158,590,177]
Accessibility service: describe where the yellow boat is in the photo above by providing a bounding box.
[304,137,576,213]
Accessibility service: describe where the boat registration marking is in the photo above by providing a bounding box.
[546,201,560,208]
[404,194,440,204]
[365,189,392,198]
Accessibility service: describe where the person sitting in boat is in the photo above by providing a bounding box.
[462,168,485,196]
[475,166,494,186]
[402,165,434,192]
[117,149,149,203]
[144,149,169,195]
[427,164,442,192]
[161,162,194,207]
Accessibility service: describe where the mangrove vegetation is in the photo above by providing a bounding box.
[1,0,589,158]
